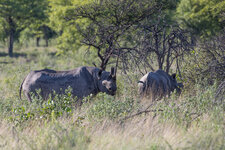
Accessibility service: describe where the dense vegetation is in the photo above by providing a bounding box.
[0,0,224,149]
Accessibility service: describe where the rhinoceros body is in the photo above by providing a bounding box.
[20,66,117,102]
[138,69,182,101]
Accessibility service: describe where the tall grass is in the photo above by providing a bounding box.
[0,45,224,149]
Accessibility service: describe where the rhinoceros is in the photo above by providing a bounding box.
[19,66,117,102]
[138,69,183,101]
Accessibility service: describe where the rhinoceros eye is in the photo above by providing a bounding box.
[102,81,107,86]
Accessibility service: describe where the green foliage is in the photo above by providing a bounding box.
[0,0,49,55]
[0,0,48,24]
[49,0,159,69]
[87,93,134,121]
[48,0,94,51]
[177,0,225,37]
[155,84,224,128]
[0,0,48,35]
[10,87,78,125]
[181,33,225,87]
[0,18,7,41]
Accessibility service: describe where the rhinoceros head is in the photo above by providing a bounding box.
[97,67,117,95]
[171,73,183,94]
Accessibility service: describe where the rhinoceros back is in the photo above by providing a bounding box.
[21,67,97,100]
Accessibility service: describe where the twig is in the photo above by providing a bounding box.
[121,102,163,121]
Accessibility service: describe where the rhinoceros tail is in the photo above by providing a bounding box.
[138,81,146,94]
[19,77,26,100]
[138,80,145,85]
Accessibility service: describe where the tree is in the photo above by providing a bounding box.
[39,25,57,47]
[0,0,48,56]
[177,0,225,37]
[51,0,159,70]
[121,13,193,76]
[48,0,95,52]
[176,0,225,86]
[30,24,57,47]
[181,29,225,86]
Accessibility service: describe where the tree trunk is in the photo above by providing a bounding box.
[158,56,163,70]
[8,17,15,57]
[166,47,171,73]
[8,27,14,57]
[36,37,40,47]
[45,38,48,47]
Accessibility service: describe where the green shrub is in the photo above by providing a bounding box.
[155,84,224,127]
[10,87,78,125]
[87,93,134,121]
[181,39,225,88]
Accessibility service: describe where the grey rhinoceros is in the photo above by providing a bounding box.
[20,66,117,102]
[138,69,183,101]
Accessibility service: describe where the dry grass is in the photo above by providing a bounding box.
[0,107,224,150]
[1,112,222,150]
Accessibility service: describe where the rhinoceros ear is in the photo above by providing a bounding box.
[97,69,103,80]
[110,67,116,80]
[171,73,176,80]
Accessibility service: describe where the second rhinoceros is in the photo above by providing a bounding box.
[138,69,183,101]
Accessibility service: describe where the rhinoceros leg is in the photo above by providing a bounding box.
[25,92,32,102]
